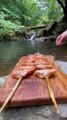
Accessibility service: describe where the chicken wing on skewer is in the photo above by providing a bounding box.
[34,68,59,114]
[34,69,56,78]
[0,66,36,112]
[12,66,36,79]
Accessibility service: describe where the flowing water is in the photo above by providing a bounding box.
[0,40,67,76]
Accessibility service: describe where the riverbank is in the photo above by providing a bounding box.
[0,20,67,42]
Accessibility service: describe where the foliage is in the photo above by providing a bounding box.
[0,0,64,39]
[38,0,63,23]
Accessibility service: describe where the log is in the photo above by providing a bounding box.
[47,21,57,33]
[27,25,46,32]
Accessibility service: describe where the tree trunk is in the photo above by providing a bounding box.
[57,0,67,21]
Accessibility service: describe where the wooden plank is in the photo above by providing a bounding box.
[0,54,67,108]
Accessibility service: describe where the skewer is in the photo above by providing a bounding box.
[45,76,60,114]
[34,69,60,114]
[0,76,22,112]
[0,66,36,112]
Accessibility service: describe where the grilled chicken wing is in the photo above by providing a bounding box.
[34,69,56,78]
[12,66,36,79]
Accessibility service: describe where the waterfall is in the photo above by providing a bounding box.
[28,32,36,48]
[29,32,36,41]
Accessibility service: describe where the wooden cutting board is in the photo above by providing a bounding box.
[0,54,67,108]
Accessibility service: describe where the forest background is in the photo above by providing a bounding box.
[0,0,67,40]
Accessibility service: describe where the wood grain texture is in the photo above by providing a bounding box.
[0,55,67,108]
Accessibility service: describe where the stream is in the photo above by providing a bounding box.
[0,40,67,76]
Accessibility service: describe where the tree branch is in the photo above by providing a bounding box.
[57,0,65,9]
[65,0,67,7]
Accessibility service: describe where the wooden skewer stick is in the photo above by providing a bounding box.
[0,76,23,112]
[0,66,36,112]
[45,76,60,114]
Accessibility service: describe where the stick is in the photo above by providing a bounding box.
[0,77,23,112]
[45,76,60,114]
